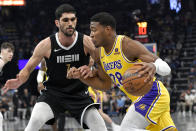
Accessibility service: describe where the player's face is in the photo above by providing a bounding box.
[1,48,14,62]
[56,13,77,37]
[90,22,106,48]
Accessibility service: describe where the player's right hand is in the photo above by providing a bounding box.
[78,65,93,79]
[134,62,155,83]
[67,67,81,79]
[2,75,22,94]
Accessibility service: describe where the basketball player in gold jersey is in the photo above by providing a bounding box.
[67,12,177,131]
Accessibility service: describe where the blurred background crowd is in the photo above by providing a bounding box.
[0,0,196,125]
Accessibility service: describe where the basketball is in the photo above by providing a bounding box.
[122,65,153,96]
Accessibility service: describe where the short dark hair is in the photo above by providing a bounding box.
[1,42,14,52]
[55,4,76,20]
[90,12,116,30]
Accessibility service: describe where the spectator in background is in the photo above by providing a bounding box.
[170,87,179,113]
[185,90,194,115]
[176,90,186,116]
[122,96,132,115]
[188,67,196,89]
[116,95,126,117]
[102,92,111,115]
[20,89,31,120]
[192,90,196,113]
[110,95,117,114]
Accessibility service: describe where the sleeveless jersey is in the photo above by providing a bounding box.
[100,35,142,102]
[100,35,176,130]
[44,31,90,94]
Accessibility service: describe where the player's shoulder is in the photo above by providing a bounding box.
[34,37,51,58]
[122,36,136,45]
[40,37,51,44]
[122,36,144,50]
[37,37,51,48]
[121,35,145,60]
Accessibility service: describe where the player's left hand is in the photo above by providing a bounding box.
[134,62,156,83]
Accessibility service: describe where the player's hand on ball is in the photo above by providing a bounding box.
[122,65,153,96]
[134,62,156,83]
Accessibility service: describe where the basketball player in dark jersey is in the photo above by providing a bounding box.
[3,4,107,131]
[0,42,14,131]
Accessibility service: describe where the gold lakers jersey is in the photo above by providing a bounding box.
[100,35,177,130]
[100,35,142,102]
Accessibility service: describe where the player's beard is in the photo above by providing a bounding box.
[60,25,75,37]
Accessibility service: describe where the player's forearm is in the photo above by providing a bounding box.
[19,56,40,84]
[18,68,31,84]
[79,77,111,91]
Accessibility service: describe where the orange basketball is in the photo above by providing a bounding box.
[122,65,153,96]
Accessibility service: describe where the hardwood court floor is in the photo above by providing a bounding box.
[3,112,196,131]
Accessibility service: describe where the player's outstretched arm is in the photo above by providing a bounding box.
[3,38,50,94]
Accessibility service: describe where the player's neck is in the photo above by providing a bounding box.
[57,31,76,47]
[103,33,116,54]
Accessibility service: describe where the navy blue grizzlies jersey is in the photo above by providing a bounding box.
[44,31,90,95]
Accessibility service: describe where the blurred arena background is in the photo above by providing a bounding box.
[0,0,196,130]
